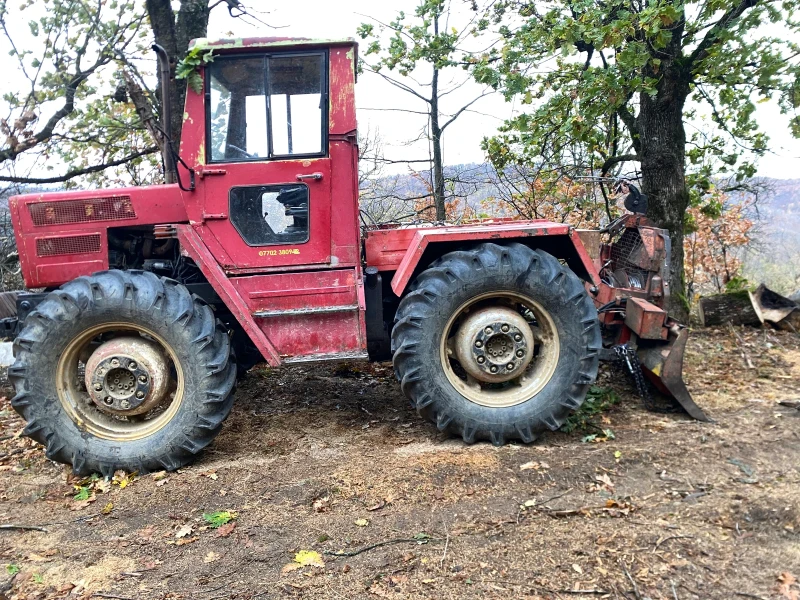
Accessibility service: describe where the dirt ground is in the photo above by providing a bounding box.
[1,327,799,600]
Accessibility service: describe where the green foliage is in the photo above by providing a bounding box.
[202,510,237,528]
[475,0,800,197]
[176,46,216,94]
[724,275,751,293]
[561,386,620,433]
[6,564,20,576]
[0,0,159,186]
[73,486,91,501]
[358,1,461,76]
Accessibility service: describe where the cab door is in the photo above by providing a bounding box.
[199,51,332,270]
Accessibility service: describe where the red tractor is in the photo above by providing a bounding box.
[5,37,706,476]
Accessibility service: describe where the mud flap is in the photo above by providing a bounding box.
[636,326,710,422]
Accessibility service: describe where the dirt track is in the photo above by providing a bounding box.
[1,328,799,600]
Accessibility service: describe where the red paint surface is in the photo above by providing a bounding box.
[10,185,188,288]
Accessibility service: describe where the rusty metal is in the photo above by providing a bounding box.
[636,324,709,422]
[454,306,533,384]
[624,298,667,340]
[56,322,185,441]
[441,291,559,408]
[84,336,170,416]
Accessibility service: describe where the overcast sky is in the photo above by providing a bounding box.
[208,0,800,180]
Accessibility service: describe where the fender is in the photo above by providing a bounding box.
[364,221,601,297]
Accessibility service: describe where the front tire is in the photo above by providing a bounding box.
[391,243,600,446]
[9,270,237,475]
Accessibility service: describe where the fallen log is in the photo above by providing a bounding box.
[698,290,762,327]
[698,285,800,330]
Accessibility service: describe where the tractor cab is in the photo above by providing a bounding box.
[179,38,361,273]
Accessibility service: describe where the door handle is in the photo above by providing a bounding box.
[296,173,323,181]
[197,168,227,178]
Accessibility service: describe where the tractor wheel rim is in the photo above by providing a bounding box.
[56,322,184,441]
[440,291,560,408]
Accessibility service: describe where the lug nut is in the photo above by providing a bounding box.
[501,324,510,332]
[138,374,147,383]
[120,400,130,409]
[507,362,515,370]
[94,383,103,392]
[484,326,493,334]
[516,350,524,358]
[136,391,145,399]
[514,334,522,341]
[111,358,120,367]
[128,361,137,370]
[475,340,483,348]
[490,366,498,373]
[103,397,113,406]
[477,356,485,364]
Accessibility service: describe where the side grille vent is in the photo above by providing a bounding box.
[36,234,102,257]
[29,196,135,226]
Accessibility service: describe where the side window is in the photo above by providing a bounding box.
[229,184,309,246]
[208,58,268,161]
[269,55,324,156]
[206,52,327,162]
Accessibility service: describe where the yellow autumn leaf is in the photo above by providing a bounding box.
[294,550,324,568]
[101,502,113,515]
[354,518,369,527]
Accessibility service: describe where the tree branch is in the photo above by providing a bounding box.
[0,147,158,184]
[687,0,758,68]
[601,153,640,176]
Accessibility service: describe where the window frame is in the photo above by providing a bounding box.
[228,183,311,247]
[205,50,329,164]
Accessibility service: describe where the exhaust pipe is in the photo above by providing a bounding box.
[152,44,177,185]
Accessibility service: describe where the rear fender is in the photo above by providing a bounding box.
[389,224,600,296]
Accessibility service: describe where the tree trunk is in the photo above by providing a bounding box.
[637,68,691,320]
[429,66,446,221]
[145,0,210,149]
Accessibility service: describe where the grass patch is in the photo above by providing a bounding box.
[560,386,621,434]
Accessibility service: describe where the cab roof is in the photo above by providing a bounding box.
[188,36,357,53]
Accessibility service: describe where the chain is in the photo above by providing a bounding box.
[614,344,654,411]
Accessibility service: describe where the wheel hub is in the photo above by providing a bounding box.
[454,306,534,383]
[84,336,170,415]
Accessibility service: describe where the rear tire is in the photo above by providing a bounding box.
[391,243,600,446]
[9,270,237,475]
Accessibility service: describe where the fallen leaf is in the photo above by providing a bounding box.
[216,521,236,537]
[354,518,369,527]
[520,461,549,471]
[282,563,302,575]
[203,551,220,563]
[202,470,219,481]
[203,510,237,528]
[294,550,324,568]
[151,471,168,481]
[572,563,583,575]
[175,523,193,539]
[156,478,169,487]
[367,500,386,511]
[101,502,113,515]
[312,496,330,513]
[172,536,198,546]
[778,572,799,600]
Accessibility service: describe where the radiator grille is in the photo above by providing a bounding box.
[29,196,135,226]
[36,234,102,257]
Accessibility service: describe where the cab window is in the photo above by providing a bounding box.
[207,52,326,162]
